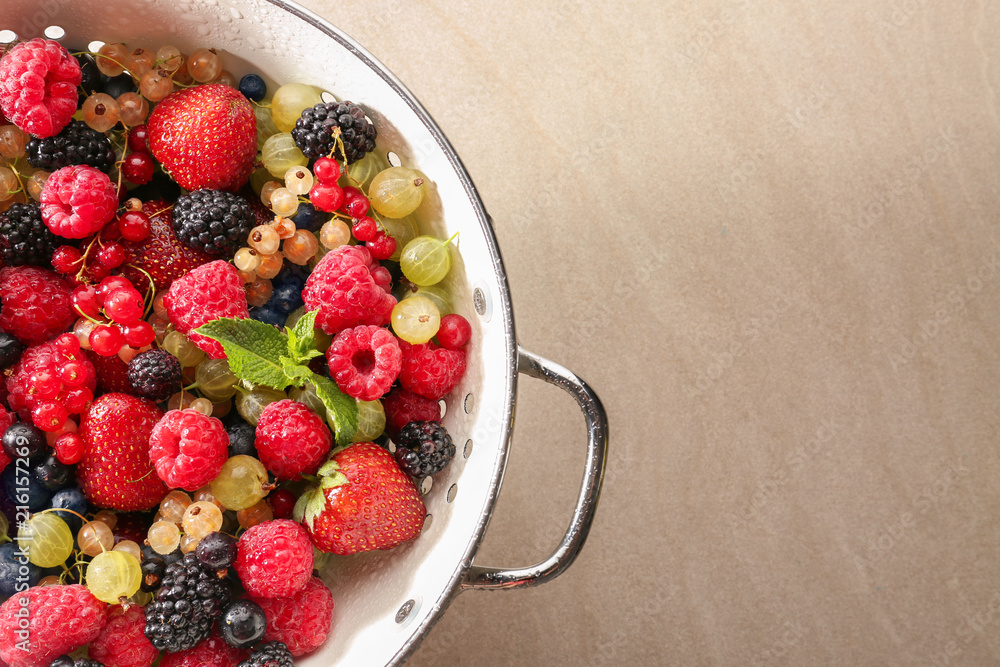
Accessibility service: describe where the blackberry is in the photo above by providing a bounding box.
[24,120,115,173]
[394,421,456,477]
[144,551,231,653]
[238,641,294,667]
[291,101,376,163]
[172,189,255,256]
[50,657,105,667]
[127,349,182,402]
[0,202,59,267]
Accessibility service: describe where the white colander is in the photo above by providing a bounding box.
[0,2,609,664]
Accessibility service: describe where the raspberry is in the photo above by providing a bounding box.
[0,39,81,139]
[0,266,75,345]
[398,340,467,400]
[252,576,335,657]
[382,386,441,439]
[6,335,96,432]
[40,165,118,239]
[326,325,401,401]
[302,245,395,335]
[149,409,229,491]
[0,584,107,667]
[163,260,249,358]
[0,202,60,267]
[88,605,159,667]
[254,400,332,481]
[395,420,457,477]
[0,407,14,474]
[159,632,248,667]
[127,349,182,401]
[234,519,314,599]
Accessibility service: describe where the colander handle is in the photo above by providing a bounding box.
[460,346,609,591]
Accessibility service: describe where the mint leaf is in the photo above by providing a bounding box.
[280,358,315,386]
[194,318,291,390]
[310,374,358,446]
[287,310,322,365]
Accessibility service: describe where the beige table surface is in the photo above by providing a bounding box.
[298,1,1000,665]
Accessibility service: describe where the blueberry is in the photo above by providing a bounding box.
[227,420,257,458]
[249,304,287,328]
[219,599,267,649]
[0,333,25,369]
[33,453,71,491]
[238,73,267,102]
[1,462,53,511]
[3,422,47,460]
[196,532,238,570]
[270,281,304,315]
[0,541,41,597]
[100,72,136,98]
[289,201,327,232]
[73,51,101,96]
[50,487,88,535]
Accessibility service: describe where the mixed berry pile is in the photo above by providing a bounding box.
[0,37,471,667]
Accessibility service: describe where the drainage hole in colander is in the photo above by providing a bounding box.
[446,484,458,503]
[419,477,433,495]
[422,514,433,531]
[0,31,17,45]
[473,283,493,322]
[321,91,336,103]
[463,439,473,459]
[438,399,447,418]
[463,393,474,414]
[395,598,419,625]
[44,26,65,40]
[88,40,105,52]
[387,151,401,167]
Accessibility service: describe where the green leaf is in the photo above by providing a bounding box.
[287,310,322,364]
[310,374,358,447]
[193,318,291,390]
[280,358,315,386]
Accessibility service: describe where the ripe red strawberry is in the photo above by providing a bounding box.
[163,260,249,359]
[85,349,135,394]
[0,584,106,667]
[77,392,169,511]
[147,84,256,192]
[297,441,426,555]
[252,576,335,657]
[119,199,214,294]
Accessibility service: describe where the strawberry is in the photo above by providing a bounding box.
[147,84,256,192]
[85,349,135,394]
[76,392,169,511]
[295,441,425,555]
[119,199,214,294]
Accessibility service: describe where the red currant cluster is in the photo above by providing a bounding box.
[50,199,152,284]
[121,124,156,185]
[71,276,155,356]
[308,156,396,260]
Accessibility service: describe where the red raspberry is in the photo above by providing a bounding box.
[149,409,229,491]
[0,266,75,345]
[159,632,248,667]
[0,39,81,138]
[88,605,158,667]
[252,576,335,657]
[6,335,96,431]
[235,519,314,598]
[326,325,401,401]
[0,584,106,667]
[40,165,118,239]
[382,386,442,439]
[0,407,14,473]
[163,260,249,358]
[255,400,332,481]
[302,245,395,335]
[398,340,467,400]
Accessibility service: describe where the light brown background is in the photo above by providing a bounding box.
[300,1,1000,665]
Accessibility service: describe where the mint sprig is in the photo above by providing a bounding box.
[194,312,358,444]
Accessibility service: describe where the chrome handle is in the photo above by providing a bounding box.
[461,346,609,590]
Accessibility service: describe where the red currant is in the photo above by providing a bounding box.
[63,388,92,413]
[53,333,81,355]
[71,284,101,319]
[342,186,369,217]
[308,182,345,212]
[89,324,125,357]
[267,489,297,519]
[119,210,151,242]
[97,276,134,300]
[313,157,341,184]
[84,262,111,283]
[122,321,155,347]
[101,220,120,241]
[122,152,155,185]
[352,216,378,242]
[436,314,472,349]
[366,232,396,260]
[127,124,150,152]
[54,432,84,465]
[58,361,90,388]
[51,246,83,274]
[104,288,144,324]
[97,241,126,269]
[32,401,68,433]
[29,370,60,398]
